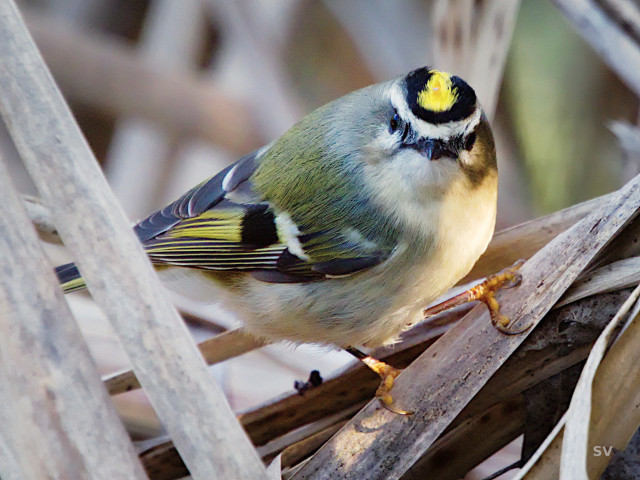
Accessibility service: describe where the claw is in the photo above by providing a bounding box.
[490,306,532,335]
[494,321,532,335]
[380,398,414,416]
[501,272,522,289]
[375,367,414,416]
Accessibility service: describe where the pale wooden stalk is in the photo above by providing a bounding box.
[518,280,640,480]
[322,0,432,78]
[204,0,302,138]
[553,0,640,97]
[599,0,640,43]
[403,396,525,480]
[281,420,349,475]
[281,398,523,480]
[105,328,265,395]
[258,404,364,468]
[557,256,640,307]
[106,0,204,218]
[582,294,640,477]
[21,7,260,154]
[0,158,146,478]
[43,0,106,24]
[23,194,61,244]
[560,289,640,477]
[0,2,267,479]
[291,173,640,479]
[0,436,21,480]
[431,0,521,119]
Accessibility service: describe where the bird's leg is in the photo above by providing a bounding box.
[345,346,414,415]
[345,261,525,415]
[423,259,528,335]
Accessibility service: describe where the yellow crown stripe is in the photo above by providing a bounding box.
[417,70,457,113]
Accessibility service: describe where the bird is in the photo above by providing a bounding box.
[56,66,514,414]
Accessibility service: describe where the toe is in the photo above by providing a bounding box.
[375,370,414,415]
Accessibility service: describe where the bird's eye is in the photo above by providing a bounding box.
[464,132,477,151]
[389,113,400,133]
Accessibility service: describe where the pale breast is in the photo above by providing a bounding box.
[390,172,498,333]
[435,173,498,283]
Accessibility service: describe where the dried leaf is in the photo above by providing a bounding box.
[516,283,640,479]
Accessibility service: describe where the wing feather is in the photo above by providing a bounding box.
[134,150,258,242]
[134,147,394,282]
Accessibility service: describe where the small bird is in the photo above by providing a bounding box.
[57,66,508,414]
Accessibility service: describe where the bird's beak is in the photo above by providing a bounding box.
[421,139,445,161]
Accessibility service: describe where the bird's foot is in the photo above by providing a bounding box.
[423,259,529,335]
[470,260,528,335]
[346,347,413,415]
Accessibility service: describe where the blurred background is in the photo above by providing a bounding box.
[4,0,639,478]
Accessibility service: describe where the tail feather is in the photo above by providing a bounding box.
[55,262,86,293]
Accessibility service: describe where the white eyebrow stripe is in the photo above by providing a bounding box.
[388,83,481,140]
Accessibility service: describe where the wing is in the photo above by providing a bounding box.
[135,150,260,242]
[139,150,394,283]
